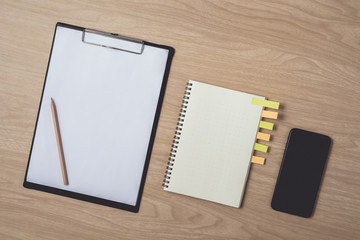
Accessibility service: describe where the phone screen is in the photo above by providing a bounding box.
[271,128,331,218]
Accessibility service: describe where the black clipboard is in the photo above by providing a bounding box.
[23,22,174,213]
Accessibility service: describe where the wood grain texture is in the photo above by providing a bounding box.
[1,0,359,239]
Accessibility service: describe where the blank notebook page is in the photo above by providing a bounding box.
[164,80,264,207]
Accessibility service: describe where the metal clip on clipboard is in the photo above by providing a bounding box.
[82,29,145,54]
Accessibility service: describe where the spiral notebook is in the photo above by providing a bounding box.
[163,80,279,207]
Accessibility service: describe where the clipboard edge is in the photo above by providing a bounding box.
[23,181,139,212]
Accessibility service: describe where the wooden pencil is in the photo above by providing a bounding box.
[50,98,69,185]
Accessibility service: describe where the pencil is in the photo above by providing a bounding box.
[51,98,69,185]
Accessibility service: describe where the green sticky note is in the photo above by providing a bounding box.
[254,143,268,153]
[259,121,274,130]
[251,97,280,109]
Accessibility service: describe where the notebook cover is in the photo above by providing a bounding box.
[163,80,264,207]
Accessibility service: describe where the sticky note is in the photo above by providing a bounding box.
[254,143,268,153]
[259,121,274,130]
[256,132,270,141]
[261,110,278,119]
[251,156,265,165]
[251,98,280,109]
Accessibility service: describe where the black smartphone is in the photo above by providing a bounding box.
[271,128,331,218]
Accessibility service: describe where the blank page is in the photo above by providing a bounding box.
[164,80,264,207]
[26,25,169,206]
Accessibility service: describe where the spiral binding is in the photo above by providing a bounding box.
[163,82,193,188]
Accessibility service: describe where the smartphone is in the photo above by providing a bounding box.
[271,128,331,218]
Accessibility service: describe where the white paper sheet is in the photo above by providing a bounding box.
[26,25,169,206]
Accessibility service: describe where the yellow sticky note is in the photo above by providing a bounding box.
[264,100,280,109]
[254,143,268,153]
[256,132,270,141]
[251,98,265,106]
[261,110,278,119]
[259,121,274,130]
[251,156,265,165]
[251,98,280,109]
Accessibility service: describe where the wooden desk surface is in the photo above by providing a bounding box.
[1,0,359,239]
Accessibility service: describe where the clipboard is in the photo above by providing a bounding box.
[23,23,174,212]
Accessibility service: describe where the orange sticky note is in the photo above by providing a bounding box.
[251,156,265,165]
[261,110,278,119]
[256,132,270,141]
